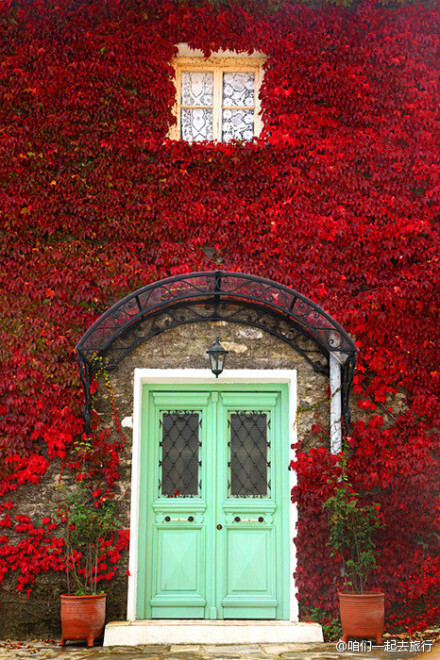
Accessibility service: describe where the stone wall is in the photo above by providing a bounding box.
[97,318,330,538]
[0,320,329,639]
[104,319,330,462]
[94,321,330,631]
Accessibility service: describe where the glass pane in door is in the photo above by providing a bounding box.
[160,412,201,497]
[229,411,270,497]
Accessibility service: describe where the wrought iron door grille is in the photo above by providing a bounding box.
[228,411,271,497]
[159,411,201,497]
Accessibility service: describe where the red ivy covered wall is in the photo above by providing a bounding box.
[0,0,439,634]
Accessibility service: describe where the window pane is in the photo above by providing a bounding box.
[181,108,213,142]
[229,412,269,497]
[161,412,200,497]
[222,109,254,142]
[181,71,214,106]
[223,72,255,107]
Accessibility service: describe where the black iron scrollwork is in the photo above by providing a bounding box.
[76,271,357,434]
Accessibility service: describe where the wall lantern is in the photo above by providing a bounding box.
[207,337,228,378]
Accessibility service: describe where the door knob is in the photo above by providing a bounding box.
[217,524,222,530]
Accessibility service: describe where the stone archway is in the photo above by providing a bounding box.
[75,271,357,645]
[76,270,357,446]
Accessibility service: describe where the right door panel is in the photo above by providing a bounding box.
[217,391,287,620]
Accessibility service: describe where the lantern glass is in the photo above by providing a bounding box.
[207,337,228,378]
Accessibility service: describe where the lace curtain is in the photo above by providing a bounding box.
[180,70,255,142]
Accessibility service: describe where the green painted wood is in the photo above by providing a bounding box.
[138,383,290,620]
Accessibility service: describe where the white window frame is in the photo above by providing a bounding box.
[170,44,266,142]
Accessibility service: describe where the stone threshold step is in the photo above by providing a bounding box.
[103,620,323,647]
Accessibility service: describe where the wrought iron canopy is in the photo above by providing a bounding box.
[76,270,357,434]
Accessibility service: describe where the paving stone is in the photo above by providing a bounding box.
[107,646,165,654]
[221,655,269,659]
[234,655,272,659]
[0,640,436,660]
[280,655,338,659]
[200,655,240,659]
[230,657,271,660]
[105,656,161,660]
[165,655,203,659]
[261,643,324,656]
[165,654,203,659]
[53,655,90,660]
[262,645,305,654]
[101,656,161,660]
[203,644,260,654]
[105,648,154,655]
[201,654,240,658]
[241,652,273,656]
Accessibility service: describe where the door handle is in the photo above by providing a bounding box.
[217,524,223,530]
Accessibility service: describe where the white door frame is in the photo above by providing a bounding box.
[126,369,298,622]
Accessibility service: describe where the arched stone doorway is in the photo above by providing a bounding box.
[76,271,356,442]
[75,271,356,645]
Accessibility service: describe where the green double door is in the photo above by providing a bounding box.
[137,383,290,620]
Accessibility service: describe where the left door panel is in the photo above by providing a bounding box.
[137,391,212,619]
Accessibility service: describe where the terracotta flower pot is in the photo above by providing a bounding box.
[60,593,106,647]
[339,592,385,644]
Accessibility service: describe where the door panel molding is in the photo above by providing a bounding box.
[128,369,298,622]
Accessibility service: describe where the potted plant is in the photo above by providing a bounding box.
[56,477,118,647]
[323,462,384,644]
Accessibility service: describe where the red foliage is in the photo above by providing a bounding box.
[0,0,439,631]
